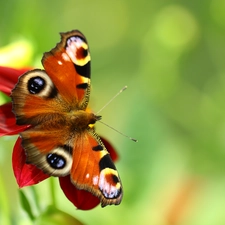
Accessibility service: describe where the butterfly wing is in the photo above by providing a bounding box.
[20,124,123,206]
[42,30,91,109]
[70,128,123,207]
[11,30,91,125]
[18,122,74,177]
[11,30,93,174]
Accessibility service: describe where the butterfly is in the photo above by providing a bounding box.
[11,30,122,207]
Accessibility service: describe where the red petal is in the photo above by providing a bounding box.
[59,176,100,210]
[0,66,29,96]
[0,103,29,136]
[12,137,49,187]
[101,136,118,161]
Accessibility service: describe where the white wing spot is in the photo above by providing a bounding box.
[62,52,70,62]
[93,176,99,185]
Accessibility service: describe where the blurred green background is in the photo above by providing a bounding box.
[1,0,225,224]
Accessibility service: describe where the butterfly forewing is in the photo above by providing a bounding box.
[42,30,91,109]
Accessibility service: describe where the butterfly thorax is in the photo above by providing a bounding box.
[69,110,101,131]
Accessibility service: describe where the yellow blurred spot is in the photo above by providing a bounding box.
[0,39,33,68]
[153,5,199,50]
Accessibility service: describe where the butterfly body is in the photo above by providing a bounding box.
[11,30,122,207]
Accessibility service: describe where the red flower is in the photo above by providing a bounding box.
[0,66,119,210]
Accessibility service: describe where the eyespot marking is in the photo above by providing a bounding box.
[47,153,66,169]
[25,145,73,177]
[65,35,90,67]
[21,70,57,98]
[28,76,45,94]
[98,169,122,199]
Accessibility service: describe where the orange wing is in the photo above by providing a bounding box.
[70,128,123,207]
[42,30,91,108]
[11,30,91,125]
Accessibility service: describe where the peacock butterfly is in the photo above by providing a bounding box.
[11,30,122,207]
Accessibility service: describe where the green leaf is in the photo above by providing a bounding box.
[30,186,41,212]
[35,206,84,225]
[19,189,35,221]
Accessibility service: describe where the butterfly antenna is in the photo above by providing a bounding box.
[98,120,138,142]
[96,86,128,114]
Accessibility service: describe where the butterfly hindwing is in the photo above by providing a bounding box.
[20,121,73,176]
[70,128,122,206]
